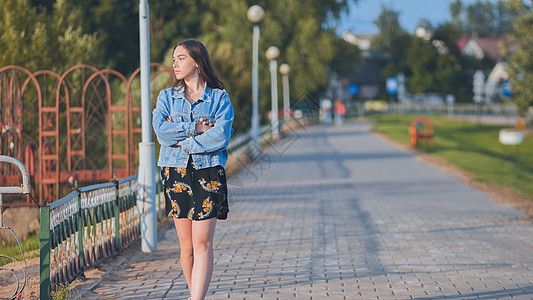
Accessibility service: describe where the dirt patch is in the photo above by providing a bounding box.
[374,131,533,217]
[0,255,40,299]
[0,207,40,244]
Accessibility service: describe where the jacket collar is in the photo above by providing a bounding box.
[171,82,211,103]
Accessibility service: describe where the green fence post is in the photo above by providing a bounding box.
[39,205,50,300]
[114,176,120,252]
[156,179,161,221]
[78,192,84,274]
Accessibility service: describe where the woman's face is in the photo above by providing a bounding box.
[172,45,198,81]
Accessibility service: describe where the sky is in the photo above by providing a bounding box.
[337,0,500,34]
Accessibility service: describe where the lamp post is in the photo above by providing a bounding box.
[138,0,156,253]
[279,63,290,121]
[247,5,264,158]
[266,46,280,140]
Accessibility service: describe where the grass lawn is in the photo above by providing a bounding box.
[0,231,40,266]
[366,114,533,201]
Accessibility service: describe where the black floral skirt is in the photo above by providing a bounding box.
[161,156,228,220]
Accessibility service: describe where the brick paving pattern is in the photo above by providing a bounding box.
[84,122,533,299]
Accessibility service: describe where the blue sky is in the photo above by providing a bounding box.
[337,0,499,34]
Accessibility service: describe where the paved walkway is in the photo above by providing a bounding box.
[81,121,533,299]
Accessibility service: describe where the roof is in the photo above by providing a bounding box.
[461,37,506,61]
[342,32,377,51]
[476,38,505,61]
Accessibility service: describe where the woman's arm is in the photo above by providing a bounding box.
[180,92,234,154]
[152,90,196,146]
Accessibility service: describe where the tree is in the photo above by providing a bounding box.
[466,0,495,37]
[77,0,209,73]
[2,0,360,134]
[75,0,139,73]
[494,0,521,36]
[450,0,464,28]
[448,0,520,38]
[0,0,45,71]
[432,23,471,101]
[0,0,100,72]
[370,4,411,97]
[371,4,409,61]
[51,0,102,69]
[405,37,438,94]
[329,37,361,77]
[182,0,359,133]
[149,1,207,63]
[504,0,533,119]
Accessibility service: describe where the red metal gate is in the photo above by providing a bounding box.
[0,64,173,206]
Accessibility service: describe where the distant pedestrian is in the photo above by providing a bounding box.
[321,98,333,124]
[334,99,346,127]
[152,39,234,300]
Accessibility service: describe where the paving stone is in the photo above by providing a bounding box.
[82,122,533,299]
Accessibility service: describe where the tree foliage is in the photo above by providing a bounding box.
[157,0,359,132]
[504,0,533,118]
[367,0,520,102]
[74,0,209,74]
[431,23,471,99]
[405,37,438,94]
[0,0,100,73]
[369,4,412,94]
[1,0,360,134]
[449,0,520,38]
[371,4,410,64]
[124,0,358,132]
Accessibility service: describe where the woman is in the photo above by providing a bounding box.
[152,39,234,300]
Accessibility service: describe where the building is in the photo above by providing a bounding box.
[459,36,510,103]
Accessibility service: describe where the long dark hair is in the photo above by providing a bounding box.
[173,39,224,90]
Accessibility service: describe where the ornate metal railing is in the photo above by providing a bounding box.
[39,174,148,299]
[227,124,271,157]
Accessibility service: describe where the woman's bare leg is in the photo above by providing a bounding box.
[190,218,217,300]
[174,218,193,293]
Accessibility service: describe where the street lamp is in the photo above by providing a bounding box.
[138,0,156,253]
[279,63,290,121]
[247,5,264,158]
[266,46,280,140]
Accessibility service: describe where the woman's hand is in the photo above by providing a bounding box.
[195,118,214,134]
[195,123,214,134]
[165,117,213,146]
[165,117,183,146]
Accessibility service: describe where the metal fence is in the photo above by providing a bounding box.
[227,125,271,155]
[39,175,147,299]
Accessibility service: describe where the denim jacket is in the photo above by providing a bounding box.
[152,84,234,169]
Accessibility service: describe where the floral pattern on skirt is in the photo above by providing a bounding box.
[161,156,229,220]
